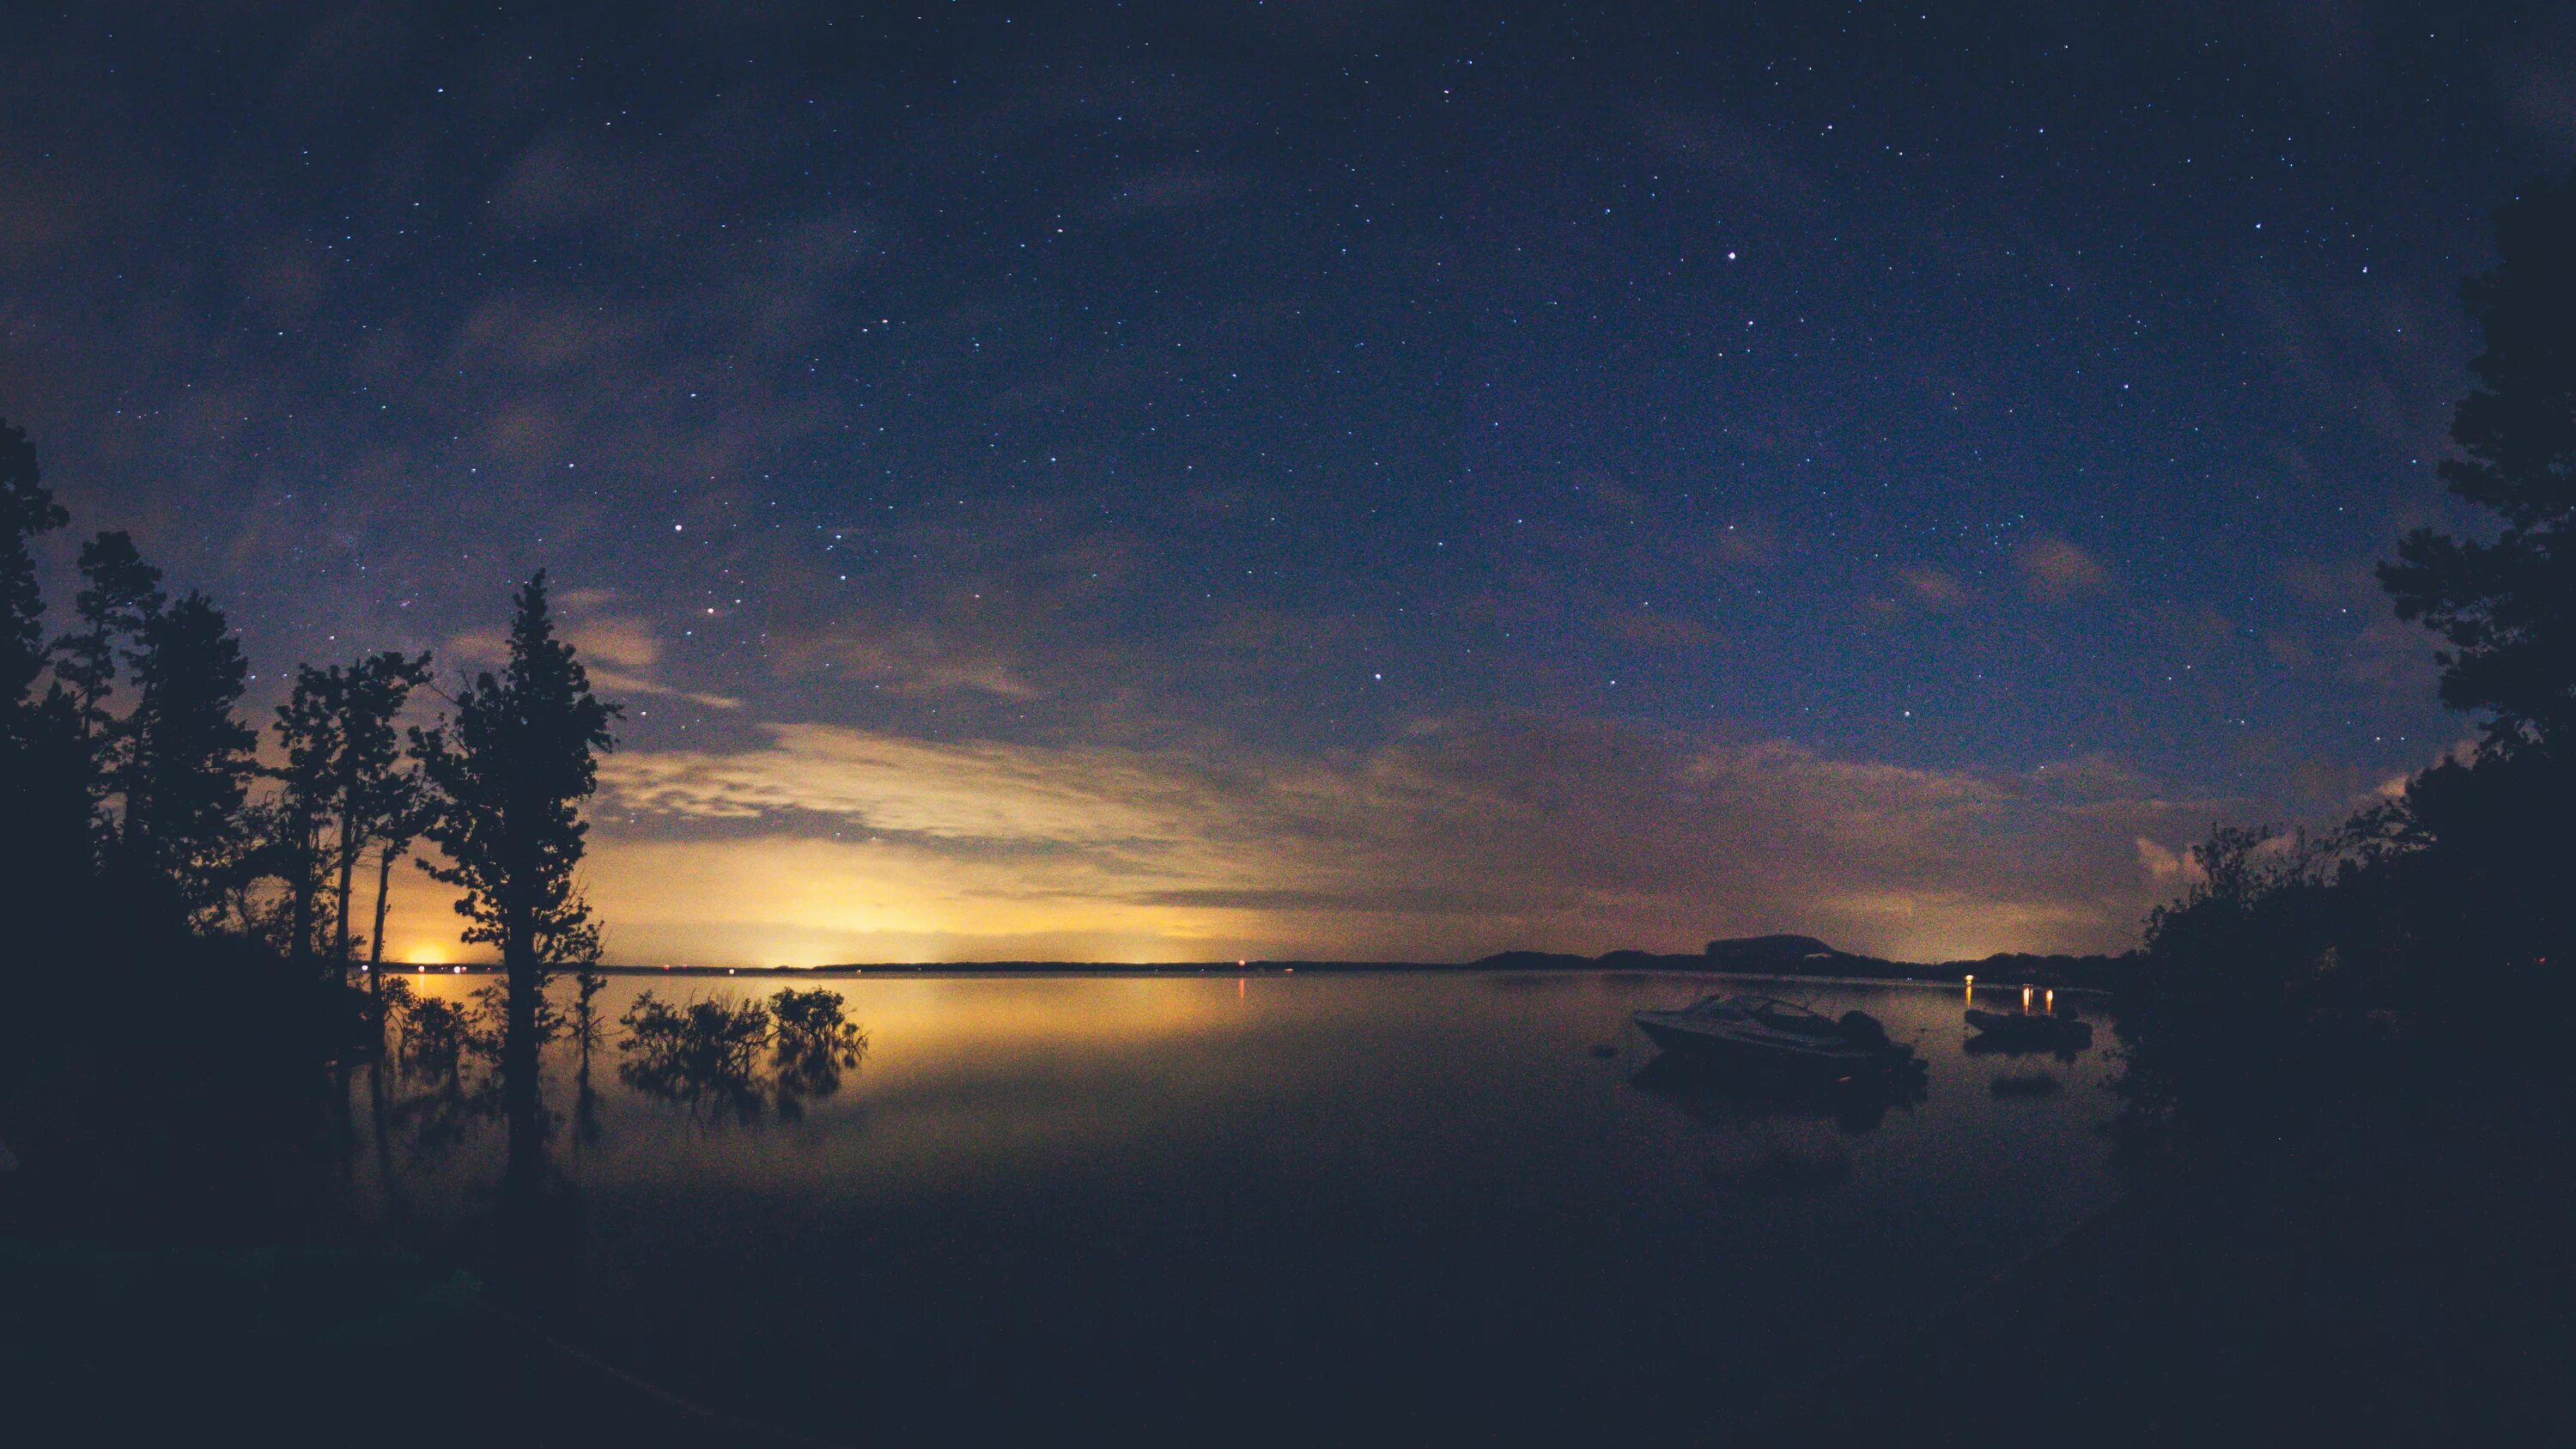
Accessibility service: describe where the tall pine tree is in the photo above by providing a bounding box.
[0,419,94,957]
[330,651,433,971]
[2377,172,2576,971]
[2380,171,2576,758]
[413,573,617,1186]
[116,593,258,931]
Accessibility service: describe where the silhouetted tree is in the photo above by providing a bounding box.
[54,530,164,749]
[269,650,435,979]
[2126,176,2576,1154]
[328,651,433,971]
[614,986,866,1123]
[365,760,434,983]
[115,592,258,929]
[0,419,94,963]
[0,417,63,712]
[272,666,344,968]
[0,419,400,1252]
[2380,171,2576,758]
[2373,173,2576,974]
[411,572,617,1189]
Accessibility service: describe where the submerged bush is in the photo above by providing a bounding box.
[621,990,769,1075]
[395,995,477,1081]
[614,987,868,1122]
[768,987,869,1102]
[617,990,775,1120]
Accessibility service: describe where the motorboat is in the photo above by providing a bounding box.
[1964,1007,2093,1051]
[1632,995,1916,1079]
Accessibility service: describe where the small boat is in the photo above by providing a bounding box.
[1964,1008,2093,1050]
[1633,995,1916,1078]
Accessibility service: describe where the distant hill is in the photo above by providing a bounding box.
[1704,934,1845,968]
[586,940,2137,992]
[1472,935,2136,991]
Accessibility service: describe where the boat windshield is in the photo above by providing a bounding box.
[1738,998,1840,1036]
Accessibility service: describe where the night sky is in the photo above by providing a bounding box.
[3,2,2569,965]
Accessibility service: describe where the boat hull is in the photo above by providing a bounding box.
[1964,1009,2093,1050]
[1634,1014,1908,1079]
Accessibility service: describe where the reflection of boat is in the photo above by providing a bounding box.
[1631,1050,1926,1135]
[1633,995,1918,1080]
[1965,1008,2093,1051]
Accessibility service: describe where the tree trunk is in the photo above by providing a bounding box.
[501,914,543,1210]
[331,779,359,983]
[368,843,397,1005]
[289,818,316,972]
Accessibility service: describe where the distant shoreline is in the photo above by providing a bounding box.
[390,951,2128,995]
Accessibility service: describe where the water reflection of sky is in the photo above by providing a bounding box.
[356,971,2132,1440]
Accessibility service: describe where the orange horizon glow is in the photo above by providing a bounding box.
[346,715,2228,969]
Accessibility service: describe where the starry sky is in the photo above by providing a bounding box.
[3,2,2570,965]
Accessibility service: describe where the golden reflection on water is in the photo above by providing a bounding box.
[353,967,2132,1445]
[370,971,2124,1207]
[400,969,1242,1052]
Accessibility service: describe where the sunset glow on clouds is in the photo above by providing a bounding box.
[4,5,2494,971]
[395,714,2229,967]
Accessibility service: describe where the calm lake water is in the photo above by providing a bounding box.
[349,970,2129,1443]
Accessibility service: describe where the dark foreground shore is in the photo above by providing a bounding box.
[1797,1093,2576,1446]
[10,1023,2562,1446]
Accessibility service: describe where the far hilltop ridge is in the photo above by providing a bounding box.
[556,933,2134,990]
[1471,933,2133,990]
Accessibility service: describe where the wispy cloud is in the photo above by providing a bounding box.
[446,600,741,709]
[2017,536,2112,603]
[1897,565,1969,610]
[585,713,2215,965]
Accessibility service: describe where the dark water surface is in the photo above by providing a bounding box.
[351,971,2128,1443]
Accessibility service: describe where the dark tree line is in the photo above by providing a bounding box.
[0,419,617,1222]
[0,441,613,988]
[2126,174,2576,1151]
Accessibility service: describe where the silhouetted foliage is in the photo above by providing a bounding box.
[365,761,435,980]
[113,592,258,931]
[271,667,344,968]
[2380,171,2576,758]
[0,416,600,1256]
[397,992,481,1084]
[54,530,164,749]
[569,963,610,1056]
[411,572,616,1191]
[410,573,617,979]
[2123,176,2576,1159]
[269,651,435,977]
[327,651,434,970]
[618,990,775,1121]
[3,688,99,938]
[768,986,870,1102]
[0,417,64,709]
[0,421,93,959]
[2368,175,2576,980]
[616,987,869,1123]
